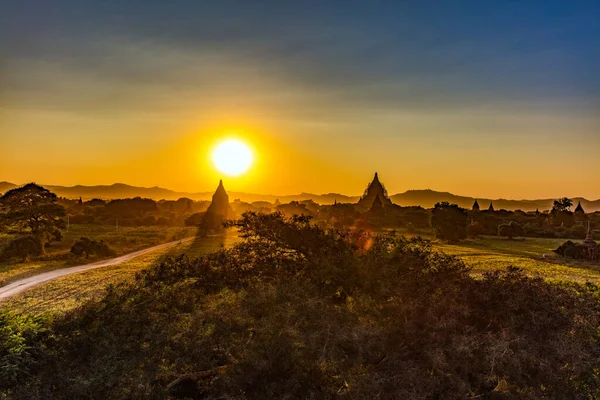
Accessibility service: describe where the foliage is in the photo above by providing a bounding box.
[552,197,573,213]
[184,212,204,227]
[0,236,44,261]
[70,237,116,258]
[0,311,50,393]
[104,197,157,218]
[498,221,525,239]
[553,240,589,259]
[467,221,485,238]
[431,202,468,242]
[3,212,600,399]
[0,183,65,234]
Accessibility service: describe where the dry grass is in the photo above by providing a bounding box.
[3,231,242,314]
[0,225,196,286]
[4,231,600,316]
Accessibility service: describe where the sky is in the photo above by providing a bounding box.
[1,0,599,199]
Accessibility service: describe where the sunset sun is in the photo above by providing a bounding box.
[212,139,253,176]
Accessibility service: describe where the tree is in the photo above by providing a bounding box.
[70,237,115,258]
[0,183,65,234]
[0,235,44,261]
[498,221,525,239]
[431,202,468,242]
[552,197,573,213]
[467,221,485,238]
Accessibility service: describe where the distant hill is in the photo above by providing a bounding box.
[1,182,598,212]
[0,182,17,194]
[390,190,600,213]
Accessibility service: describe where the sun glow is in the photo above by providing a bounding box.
[212,139,254,176]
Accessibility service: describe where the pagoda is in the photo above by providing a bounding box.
[207,180,232,218]
[472,199,480,211]
[575,201,585,214]
[357,172,393,210]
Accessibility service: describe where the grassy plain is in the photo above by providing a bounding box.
[436,235,600,283]
[3,229,600,315]
[0,224,196,286]
[3,231,241,314]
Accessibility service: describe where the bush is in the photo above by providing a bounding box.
[70,237,115,258]
[0,311,50,392]
[184,212,204,227]
[3,212,600,399]
[0,236,44,261]
[498,221,525,239]
[156,216,170,226]
[553,240,587,259]
[431,202,468,242]
[467,221,485,238]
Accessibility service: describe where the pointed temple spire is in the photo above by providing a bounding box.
[357,172,393,209]
[575,201,585,214]
[472,199,480,211]
[207,179,231,218]
[488,202,495,212]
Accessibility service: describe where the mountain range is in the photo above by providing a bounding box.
[1,181,598,212]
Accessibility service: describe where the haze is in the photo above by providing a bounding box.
[1,1,598,199]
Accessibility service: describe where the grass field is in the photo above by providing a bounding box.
[2,231,242,314]
[436,235,600,283]
[2,230,599,315]
[0,224,196,287]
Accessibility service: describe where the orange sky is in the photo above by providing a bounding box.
[1,2,599,199]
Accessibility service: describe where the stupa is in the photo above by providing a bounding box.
[357,173,393,209]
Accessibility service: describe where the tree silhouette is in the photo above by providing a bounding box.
[552,198,573,213]
[431,202,468,242]
[0,183,65,234]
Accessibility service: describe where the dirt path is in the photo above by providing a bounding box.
[0,237,195,301]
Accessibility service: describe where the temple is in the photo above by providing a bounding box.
[472,199,480,211]
[357,172,393,210]
[207,180,232,218]
[575,201,585,214]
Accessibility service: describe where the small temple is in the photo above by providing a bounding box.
[357,172,393,210]
[472,199,480,211]
[488,202,495,212]
[575,201,585,214]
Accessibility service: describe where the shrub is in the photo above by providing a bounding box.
[70,237,115,258]
[404,222,416,233]
[0,236,44,261]
[467,221,485,238]
[156,216,170,226]
[498,221,525,239]
[0,311,50,392]
[3,212,600,399]
[553,240,587,259]
[431,202,468,242]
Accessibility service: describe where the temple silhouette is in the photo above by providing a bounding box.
[207,180,233,218]
[357,172,393,210]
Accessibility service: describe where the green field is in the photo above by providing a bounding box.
[3,231,242,314]
[436,235,600,283]
[2,230,599,315]
[0,224,196,287]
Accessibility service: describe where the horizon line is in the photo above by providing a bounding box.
[1,180,598,203]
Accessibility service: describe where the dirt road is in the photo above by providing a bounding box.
[0,237,195,301]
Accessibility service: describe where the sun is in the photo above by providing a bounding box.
[212,139,253,176]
